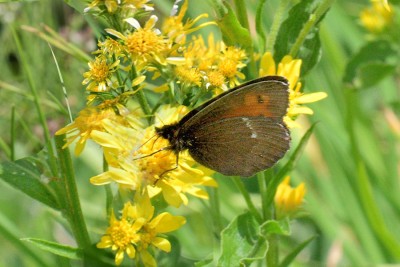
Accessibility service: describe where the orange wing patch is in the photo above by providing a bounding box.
[221,94,273,118]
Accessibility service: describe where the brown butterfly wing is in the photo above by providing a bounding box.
[178,76,289,133]
[185,117,290,176]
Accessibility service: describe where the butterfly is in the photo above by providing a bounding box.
[155,76,290,177]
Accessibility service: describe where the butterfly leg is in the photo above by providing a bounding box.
[153,153,179,185]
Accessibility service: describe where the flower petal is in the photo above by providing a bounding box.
[151,237,171,252]
[151,213,186,233]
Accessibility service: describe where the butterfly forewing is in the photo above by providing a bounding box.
[178,76,289,133]
[186,117,290,176]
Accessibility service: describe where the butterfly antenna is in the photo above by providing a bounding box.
[135,133,158,152]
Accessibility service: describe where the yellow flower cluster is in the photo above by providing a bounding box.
[97,190,186,266]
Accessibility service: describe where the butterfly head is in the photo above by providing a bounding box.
[155,122,185,153]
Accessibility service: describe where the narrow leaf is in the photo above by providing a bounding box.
[22,238,82,260]
[279,236,316,267]
[0,157,60,210]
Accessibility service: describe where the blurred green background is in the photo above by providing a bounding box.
[0,0,399,266]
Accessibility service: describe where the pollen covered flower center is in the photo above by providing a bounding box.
[135,130,176,183]
[125,29,165,56]
[218,59,238,78]
[91,61,111,82]
[109,219,138,249]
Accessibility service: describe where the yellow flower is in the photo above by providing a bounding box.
[97,190,186,266]
[218,45,247,88]
[106,15,169,69]
[90,105,217,207]
[174,66,202,87]
[168,33,246,94]
[274,176,306,219]
[162,0,215,44]
[259,52,327,128]
[96,38,125,58]
[55,107,123,156]
[82,55,120,92]
[360,1,393,33]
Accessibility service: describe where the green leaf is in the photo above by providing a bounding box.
[0,157,60,210]
[298,28,322,76]
[218,212,268,267]
[22,238,82,259]
[279,236,316,267]
[274,0,323,74]
[358,62,396,88]
[260,219,290,236]
[216,1,252,49]
[343,40,397,88]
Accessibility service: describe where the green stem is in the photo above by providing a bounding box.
[232,177,262,223]
[265,0,290,53]
[130,65,152,123]
[257,171,269,220]
[233,0,250,30]
[289,0,334,57]
[103,155,113,216]
[266,234,279,267]
[11,24,58,176]
[209,187,223,236]
[55,135,91,249]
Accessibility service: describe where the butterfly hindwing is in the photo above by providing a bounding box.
[185,116,290,176]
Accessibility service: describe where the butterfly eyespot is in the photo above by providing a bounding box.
[257,95,264,103]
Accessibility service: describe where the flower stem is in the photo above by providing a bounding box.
[232,177,262,223]
[289,0,334,57]
[266,0,290,53]
[130,65,152,123]
[257,171,270,220]
[266,234,279,266]
[55,135,91,249]
[209,187,223,236]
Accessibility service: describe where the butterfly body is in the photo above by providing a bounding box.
[155,76,291,177]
